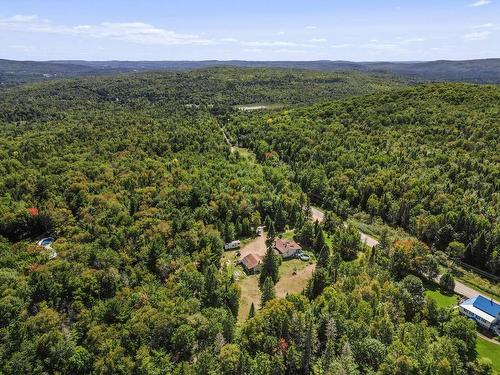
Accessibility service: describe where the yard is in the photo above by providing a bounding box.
[424,282,459,309]
[222,233,316,321]
[236,257,315,321]
[477,336,500,374]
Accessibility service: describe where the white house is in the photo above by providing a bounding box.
[459,295,500,335]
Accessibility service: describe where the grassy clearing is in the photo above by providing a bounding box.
[236,257,314,321]
[235,103,284,111]
[348,214,408,241]
[232,146,254,159]
[477,336,500,374]
[276,259,314,297]
[424,282,458,308]
[237,273,261,321]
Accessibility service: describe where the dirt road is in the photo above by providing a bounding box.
[310,206,324,222]
[310,206,379,248]
[239,234,267,261]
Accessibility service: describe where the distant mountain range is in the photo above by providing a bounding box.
[1,58,499,86]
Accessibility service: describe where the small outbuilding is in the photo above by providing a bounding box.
[274,238,302,259]
[241,253,263,274]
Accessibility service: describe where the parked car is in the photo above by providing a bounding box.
[299,254,310,261]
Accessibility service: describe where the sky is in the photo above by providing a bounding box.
[0,0,499,61]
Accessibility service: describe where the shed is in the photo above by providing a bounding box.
[241,253,262,274]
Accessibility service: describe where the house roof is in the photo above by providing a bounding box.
[274,239,302,254]
[460,295,500,323]
[241,253,262,270]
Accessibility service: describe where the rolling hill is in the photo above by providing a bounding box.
[2,58,500,86]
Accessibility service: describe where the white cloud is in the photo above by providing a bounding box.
[468,0,491,7]
[8,15,39,22]
[241,40,315,48]
[331,43,352,48]
[473,22,494,28]
[278,31,285,35]
[464,30,492,40]
[8,44,35,52]
[220,37,238,42]
[360,43,398,50]
[305,25,317,30]
[243,48,263,53]
[400,37,425,44]
[273,49,306,54]
[309,38,328,43]
[0,14,214,45]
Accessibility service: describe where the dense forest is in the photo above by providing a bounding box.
[228,83,500,275]
[0,67,406,108]
[0,69,497,374]
[3,58,500,86]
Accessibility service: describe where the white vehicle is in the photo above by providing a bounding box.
[256,226,265,236]
[224,240,241,250]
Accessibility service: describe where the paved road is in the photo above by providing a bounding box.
[312,205,500,343]
[454,281,482,299]
[310,206,379,248]
[434,274,482,299]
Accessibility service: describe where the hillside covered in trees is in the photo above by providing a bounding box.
[0,67,406,109]
[3,58,500,86]
[0,69,497,374]
[228,83,500,276]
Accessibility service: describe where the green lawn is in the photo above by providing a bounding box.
[424,280,459,309]
[425,288,458,309]
[477,336,500,374]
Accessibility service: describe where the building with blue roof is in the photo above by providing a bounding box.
[459,295,500,335]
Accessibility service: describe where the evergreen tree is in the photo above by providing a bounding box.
[248,302,255,319]
[260,277,275,308]
[265,220,276,249]
[329,251,342,283]
[264,215,272,231]
[379,228,390,253]
[322,318,337,373]
[316,245,330,269]
[307,268,329,300]
[301,313,317,375]
[259,245,280,286]
[296,220,315,248]
[313,220,320,239]
[314,228,328,254]
[203,264,220,307]
[274,202,287,232]
[305,199,312,221]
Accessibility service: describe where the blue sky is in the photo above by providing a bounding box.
[0,0,499,61]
